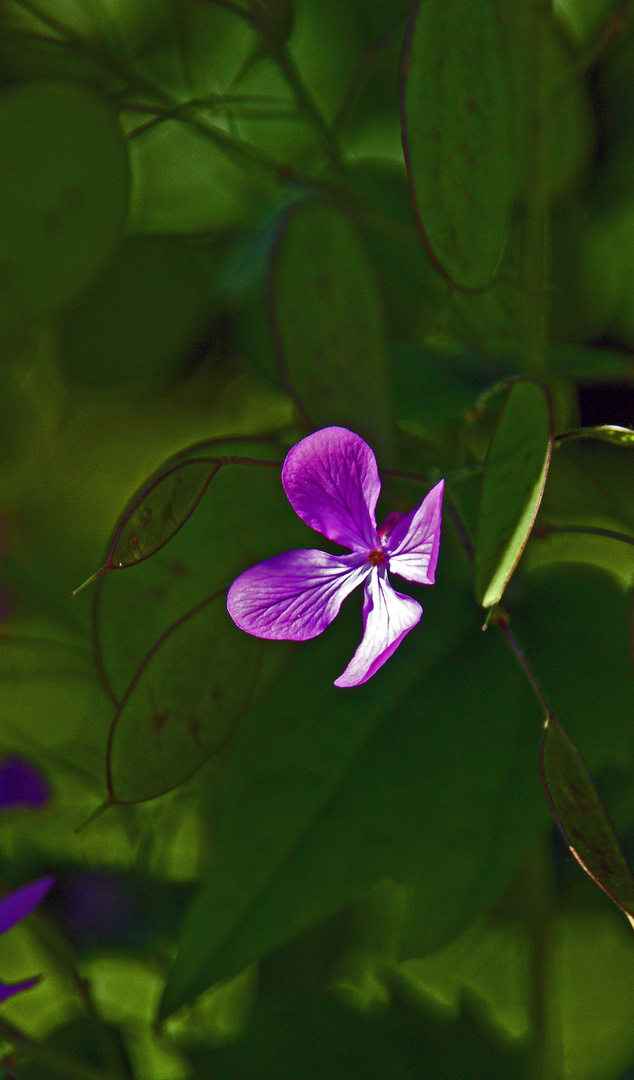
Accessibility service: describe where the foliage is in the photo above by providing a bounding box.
[0,0,633,1077]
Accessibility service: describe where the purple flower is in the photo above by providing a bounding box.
[0,758,50,811]
[0,875,54,1003]
[227,427,444,687]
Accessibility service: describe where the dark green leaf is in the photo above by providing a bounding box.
[401,0,516,289]
[160,551,545,1016]
[107,591,263,804]
[0,81,129,337]
[271,199,393,460]
[541,715,634,928]
[475,379,553,607]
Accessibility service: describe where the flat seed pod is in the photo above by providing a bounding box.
[0,81,129,337]
[107,592,263,804]
[541,716,634,930]
[475,379,552,608]
[401,0,516,290]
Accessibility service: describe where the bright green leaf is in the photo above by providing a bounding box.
[401,0,516,289]
[475,379,553,607]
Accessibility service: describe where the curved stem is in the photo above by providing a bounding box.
[269,42,345,171]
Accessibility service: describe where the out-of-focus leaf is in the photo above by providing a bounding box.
[186,985,526,1080]
[107,591,263,805]
[475,379,553,608]
[0,80,128,338]
[61,237,209,385]
[108,459,222,571]
[401,0,516,290]
[127,118,276,234]
[522,433,634,588]
[160,547,546,1016]
[541,715,634,927]
[271,199,393,460]
[93,440,298,702]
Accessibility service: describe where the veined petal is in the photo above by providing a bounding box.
[282,427,381,551]
[386,479,444,585]
[0,875,54,936]
[227,549,371,641]
[0,975,41,1003]
[334,570,421,688]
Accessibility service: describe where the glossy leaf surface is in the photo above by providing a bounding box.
[475,379,552,607]
[401,0,515,289]
[271,200,393,459]
[541,716,634,926]
[107,591,263,804]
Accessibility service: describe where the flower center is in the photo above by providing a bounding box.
[367,548,386,566]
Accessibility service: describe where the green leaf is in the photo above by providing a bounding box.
[540,715,634,929]
[107,591,263,805]
[0,81,129,337]
[475,379,553,608]
[160,553,545,1016]
[401,0,516,290]
[522,432,634,589]
[271,199,393,461]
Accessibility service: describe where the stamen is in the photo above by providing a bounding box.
[367,548,386,566]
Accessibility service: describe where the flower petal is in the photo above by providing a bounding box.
[227,549,370,641]
[282,427,381,551]
[0,975,41,1003]
[386,479,444,585]
[334,569,421,688]
[0,757,50,811]
[0,875,54,936]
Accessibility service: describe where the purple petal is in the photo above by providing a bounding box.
[282,428,381,552]
[228,549,371,641]
[0,758,50,810]
[0,975,41,1003]
[386,479,444,585]
[334,569,421,688]
[0,876,54,936]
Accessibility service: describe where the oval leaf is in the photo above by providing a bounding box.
[0,80,129,338]
[541,716,634,928]
[475,379,553,607]
[557,425,634,449]
[108,458,222,569]
[401,0,516,290]
[107,592,263,804]
[271,199,393,461]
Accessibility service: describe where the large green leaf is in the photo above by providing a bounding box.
[0,80,129,338]
[401,0,516,290]
[475,379,553,608]
[160,548,546,1016]
[271,199,393,460]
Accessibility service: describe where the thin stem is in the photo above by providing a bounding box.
[536,524,634,547]
[269,42,345,171]
[490,608,553,720]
